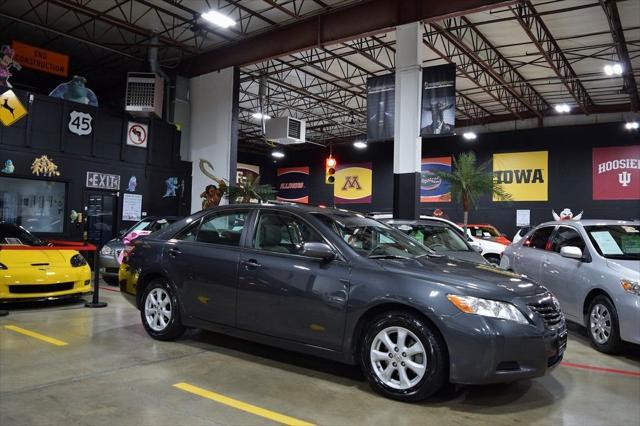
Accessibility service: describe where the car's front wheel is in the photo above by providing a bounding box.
[140,278,185,341]
[360,311,447,402]
[587,295,623,354]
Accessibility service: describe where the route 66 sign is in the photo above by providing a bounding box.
[68,111,92,136]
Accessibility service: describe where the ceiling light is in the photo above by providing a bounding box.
[271,150,285,159]
[604,63,623,76]
[251,112,270,120]
[462,132,477,140]
[612,63,623,75]
[201,10,236,28]
[554,103,571,113]
[624,121,639,130]
[353,141,367,149]
[604,65,614,76]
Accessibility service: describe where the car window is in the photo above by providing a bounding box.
[173,218,202,242]
[253,211,323,255]
[551,226,585,253]
[525,226,554,250]
[394,224,470,252]
[585,224,640,260]
[196,211,248,246]
[0,223,46,246]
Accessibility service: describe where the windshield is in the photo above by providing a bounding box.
[0,223,46,246]
[585,224,640,260]
[468,225,501,238]
[391,223,471,253]
[127,218,175,235]
[312,213,431,258]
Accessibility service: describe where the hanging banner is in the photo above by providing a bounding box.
[334,163,373,204]
[420,64,456,137]
[11,40,69,77]
[277,166,309,203]
[420,157,452,203]
[366,73,395,142]
[593,145,640,200]
[493,151,548,201]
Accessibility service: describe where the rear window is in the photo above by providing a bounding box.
[525,226,554,250]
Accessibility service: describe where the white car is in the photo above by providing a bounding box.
[370,213,506,264]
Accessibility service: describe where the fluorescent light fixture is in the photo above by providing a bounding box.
[271,150,285,159]
[201,10,236,28]
[353,141,367,149]
[252,112,270,120]
[624,121,639,130]
[462,132,477,140]
[554,103,571,113]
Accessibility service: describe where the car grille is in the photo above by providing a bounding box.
[528,301,564,329]
[9,282,75,294]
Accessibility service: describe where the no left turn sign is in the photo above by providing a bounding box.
[127,122,148,148]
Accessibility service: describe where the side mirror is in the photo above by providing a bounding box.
[560,246,583,260]
[301,242,336,261]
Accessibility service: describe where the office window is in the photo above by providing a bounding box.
[0,177,66,233]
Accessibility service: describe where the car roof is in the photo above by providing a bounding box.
[382,219,448,228]
[207,202,365,217]
[536,219,640,227]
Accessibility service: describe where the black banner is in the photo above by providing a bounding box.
[276,166,310,203]
[420,64,456,137]
[366,73,395,142]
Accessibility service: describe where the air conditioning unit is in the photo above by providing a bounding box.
[125,72,164,118]
[265,117,306,145]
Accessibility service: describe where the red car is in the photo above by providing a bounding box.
[461,224,511,246]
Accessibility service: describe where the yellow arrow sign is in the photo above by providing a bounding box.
[0,89,28,127]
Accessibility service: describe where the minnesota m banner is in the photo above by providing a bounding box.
[493,151,548,201]
[334,163,373,204]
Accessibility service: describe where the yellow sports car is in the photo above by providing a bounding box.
[0,223,92,301]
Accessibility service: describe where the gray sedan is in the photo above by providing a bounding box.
[500,220,640,353]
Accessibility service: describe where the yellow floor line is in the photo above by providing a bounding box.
[3,325,68,346]
[173,382,315,426]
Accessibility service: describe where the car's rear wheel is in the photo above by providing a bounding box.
[140,278,185,341]
[360,311,447,402]
[587,295,623,354]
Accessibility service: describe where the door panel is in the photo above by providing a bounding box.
[514,226,555,283]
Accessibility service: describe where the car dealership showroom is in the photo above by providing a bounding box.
[0,0,639,425]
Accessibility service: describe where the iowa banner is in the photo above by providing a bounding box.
[493,151,548,201]
[366,73,395,142]
[276,166,310,203]
[334,163,373,204]
[421,157,452,203]
[420,64,456,137]
[593,145,640,200]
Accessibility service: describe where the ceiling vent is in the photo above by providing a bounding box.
[265,117,306,145]
[125,72,164,118]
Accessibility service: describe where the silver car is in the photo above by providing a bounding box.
[500,220,640,353]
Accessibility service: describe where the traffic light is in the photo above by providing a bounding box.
[325,156,337,184]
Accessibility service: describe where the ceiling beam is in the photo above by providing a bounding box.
[181,0,518,76]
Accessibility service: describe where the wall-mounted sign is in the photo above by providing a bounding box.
[516,209,531,227]
[593,145,640,200]
[334,163,373,204]
[0,89,27,127]
[366,73,395,142]
[126,122,148,148]
[493,151,548,201]
[68,111,92,136]
[421,64,456,137]
[277,166,309,203]
[420,157,451,203]
[11,40,69,77]
[122,193,142,221]
[86,171,120,190]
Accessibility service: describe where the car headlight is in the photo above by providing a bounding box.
[101,245,113,256]
[447,294,529,324]
[621,279,640,296]
[70,254,87,267]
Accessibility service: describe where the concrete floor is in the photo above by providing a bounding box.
[1,286,639,426]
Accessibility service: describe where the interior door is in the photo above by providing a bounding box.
[237,210,349,351]
[85,191,117,246]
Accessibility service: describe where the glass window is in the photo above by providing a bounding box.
[0,176,66,233]
[552,227,585,253]
[526,226,554,250]
[585,224,640,260]
[196,211,248,246]
[254,211,323,255]
[394,223,470,253]
[173,219,201,242]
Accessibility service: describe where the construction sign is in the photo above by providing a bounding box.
[334,163,373,204]
[0,89,27,127]
[12,41,69,77]
[493,151,548,201]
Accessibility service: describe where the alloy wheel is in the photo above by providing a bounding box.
[590,303,611,345]
[144,288,172,331]
[370,326,427,390]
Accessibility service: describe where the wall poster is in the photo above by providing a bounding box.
[366,73,395,142]
[122,193,142,221]
[276,166,309,203]
[334,163,373,204]
[420,156,452,203]
[592,145,640,200]
[493,151,548,201]
[420,64,456,137]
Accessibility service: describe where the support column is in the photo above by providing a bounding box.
[392,22,423,219]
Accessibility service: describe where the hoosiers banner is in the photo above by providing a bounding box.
[593,145,640,200]
[366,73,395,142]
[420,157,452,202]
[334,163,373,204]
[276,166,310,203]
[420,64,456,137]
[493,151,548,201]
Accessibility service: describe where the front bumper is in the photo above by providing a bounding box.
[0,266,93,302]
[615,293,640,344]
[99,253,121,278]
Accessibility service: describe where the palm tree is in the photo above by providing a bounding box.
[226,174,277,203]
[431,151,511,234]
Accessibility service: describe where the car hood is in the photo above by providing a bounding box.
[440,250,487,264]
[375,255,545,298]
[606,259,640,280]
[0,248,69,267]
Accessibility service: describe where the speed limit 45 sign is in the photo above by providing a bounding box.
[127,122,148,148]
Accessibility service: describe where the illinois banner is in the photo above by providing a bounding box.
[420,64,456,137]
[277,166,309,203]
[420,157,452,202]
[493,151,548,201]
[367,73,395,142]
[593,145,640,200]
[334,163,373,204]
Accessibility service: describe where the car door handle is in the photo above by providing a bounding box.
[168,247,182,257]
[242,259,262,269]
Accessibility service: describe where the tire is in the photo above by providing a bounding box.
[484,254,501,265]
[140,278,185,341]
[587,295,623,354]
[360,311,447,402]
[102,277,118,286]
